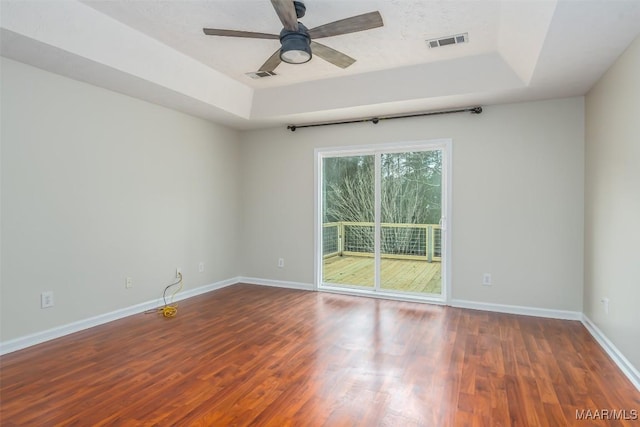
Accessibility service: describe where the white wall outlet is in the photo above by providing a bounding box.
[198,262,204,273]
[601,297,609,315]
[482,273,492,286]
[278,258,284,268]
[125,277,133,289]
[41,291,54,308]
[176,267,182,278]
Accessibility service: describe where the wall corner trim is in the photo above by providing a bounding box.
[581,314,640,392]
[0,277,239,356]
[449,299,582,320]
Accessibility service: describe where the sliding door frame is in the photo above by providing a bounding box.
[314,139,452,304]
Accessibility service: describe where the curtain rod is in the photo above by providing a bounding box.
[286,106,482,132]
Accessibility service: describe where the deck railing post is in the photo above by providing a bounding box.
[427,226,433,263]
[338,222,344,256]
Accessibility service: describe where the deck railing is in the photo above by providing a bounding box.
[323,222,441,262]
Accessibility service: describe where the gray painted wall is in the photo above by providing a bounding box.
[1,58,242,341]
[240,97,585,311]
[585,35,640,371]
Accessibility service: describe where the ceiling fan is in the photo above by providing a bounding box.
[203,0,383,74]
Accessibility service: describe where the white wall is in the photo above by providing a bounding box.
[585,35,640,371]
[0,58,241,341]
[0,56,588,347]
[239,97,585,311]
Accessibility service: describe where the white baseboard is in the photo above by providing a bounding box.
[581,314,640,392]
[449,299,582,320]
[172,277,239,302]
[0,277,238,356]
[237,276,314,291]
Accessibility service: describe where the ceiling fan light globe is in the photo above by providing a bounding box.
[281,49,311,64]
[279,27,312,64]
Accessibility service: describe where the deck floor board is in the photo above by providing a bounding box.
[323,256,441,294]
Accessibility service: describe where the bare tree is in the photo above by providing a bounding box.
[323,151,442,256]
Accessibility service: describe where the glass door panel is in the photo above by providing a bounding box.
[380,151,443,295]
[322,155,375,288]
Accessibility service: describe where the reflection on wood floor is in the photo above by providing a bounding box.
[3,285,638,425]
[323,255,441,294]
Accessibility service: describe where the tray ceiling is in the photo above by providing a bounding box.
[2,0,639,129]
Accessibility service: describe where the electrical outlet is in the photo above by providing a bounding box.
[278,258,284,268]
[176,267,182,278]
[482,273,492,286]
[198,262,204,273]
[125,277,133,289]
[41,291,54,308]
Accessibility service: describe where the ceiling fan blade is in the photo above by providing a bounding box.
[310,41,356,69]
[259,49,283,72]
[271,0,298,32]
[203,28,279,39]
[309,11,383,39]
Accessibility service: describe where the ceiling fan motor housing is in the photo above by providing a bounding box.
[280,22,312,64]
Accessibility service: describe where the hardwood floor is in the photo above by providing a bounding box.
[323,256,441,293]
[1,284,638,426]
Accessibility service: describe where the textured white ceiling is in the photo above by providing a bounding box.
[2,0,640,129]
[81,0,504,88]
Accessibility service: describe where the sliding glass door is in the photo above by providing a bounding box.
[379,151,442,295]
[321,155,375,289]
[317,141,449,301]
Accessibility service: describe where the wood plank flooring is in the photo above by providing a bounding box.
[323,256,441,293]
[1,284,639,426]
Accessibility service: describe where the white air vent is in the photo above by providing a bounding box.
[246,71,277,79]
[427,33,468,48]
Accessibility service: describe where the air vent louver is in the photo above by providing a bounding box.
[246,71,277,79]
[426,33,468,48]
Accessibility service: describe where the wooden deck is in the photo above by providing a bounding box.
[323,255,441,294]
